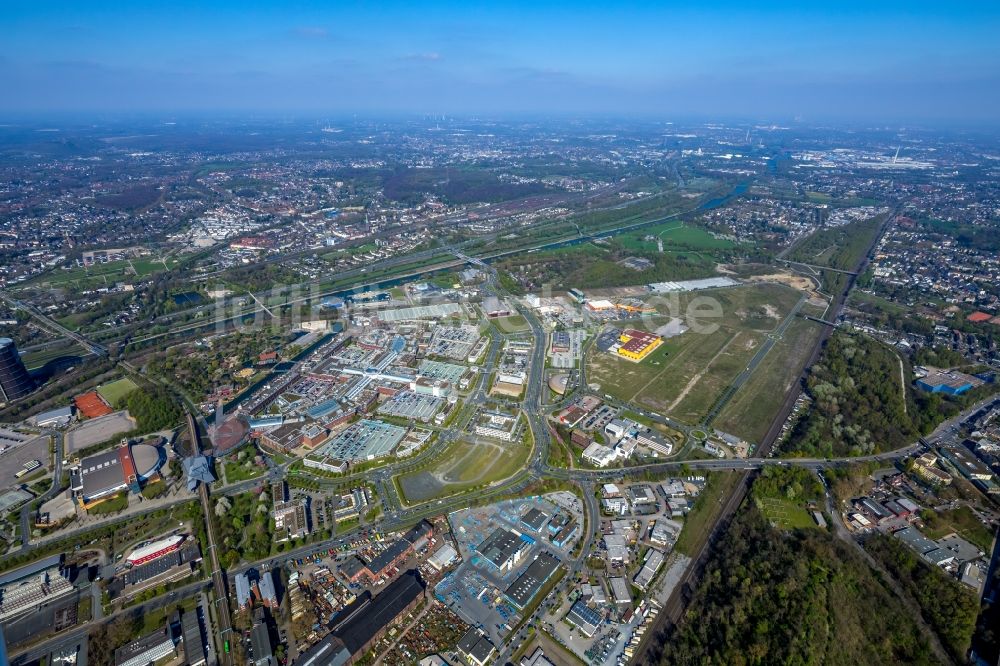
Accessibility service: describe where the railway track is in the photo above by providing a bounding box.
[188,411,235,666]
[630,207,901,664]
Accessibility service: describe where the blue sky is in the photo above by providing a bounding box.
[2,1,998,122]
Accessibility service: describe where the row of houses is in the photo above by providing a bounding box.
[235,568,280,611]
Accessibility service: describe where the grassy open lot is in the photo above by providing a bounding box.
[323,243,377,262]
[89,494,128,514]
[430,272,458,288]
[757,497,818,530]
[786,216,883,294]
[586,283,802,425]
[396,436,530,504]
[616,222,736,252]
[674,471,741,556]
[848,289,910,315]
[498,240,721,291]
[97,378,139,408]
[714,301,827,444]
[621,410,685,443]
[492,314,530,333]
[131,595,199,635]
[56,312,97,330]
[20,339,83,369]
[546,432,575,470]
[669,328,769,420]
[922,505,995,552]
[223,458,266,483]
[20,256,176,290]
[140,480,169,500]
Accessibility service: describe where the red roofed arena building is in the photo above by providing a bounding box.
[70,439,167,509]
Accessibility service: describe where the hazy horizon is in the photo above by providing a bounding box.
[3,1,999,124]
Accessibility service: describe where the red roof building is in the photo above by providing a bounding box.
[968,311,993,323]
[126,535,184,566]
[118,444,138,491]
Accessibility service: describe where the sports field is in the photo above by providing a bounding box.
[757,497,818,530]
[396,436,530,504]
[97,377,139,408]
[586,283,802,425]
[74,391,113,418]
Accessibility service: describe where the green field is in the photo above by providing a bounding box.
[617,222,736,252]
[323,243,377,262]
[97,378,139,408]
[89,493,129,514]
[757,497,819,530]
[429,272,458,288]
[786,217,883,294]
[223,459,266,483]
[586,283,803,424]
[494,232,723,291]
[21,339,81,369]
[140,480,169,500]
[396,436,530,504]
[621,410,686,442]
[714,301,827,444]
[922,505,995,552]
[848,289,910,315]
[21,256,176,290]
[492,314,530,333]
[674,471,741,556]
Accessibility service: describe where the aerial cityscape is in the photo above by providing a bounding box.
[1,2,999,666]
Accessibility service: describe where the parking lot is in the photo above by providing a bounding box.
[549,329,586,369]
[0,434,50,490]
[377,391,444,421]
[65,410,135,453]
[418,359,468,384]
[428,325,482,360]
[311,419,406,462]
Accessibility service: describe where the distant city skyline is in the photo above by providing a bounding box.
[2,1,999,123]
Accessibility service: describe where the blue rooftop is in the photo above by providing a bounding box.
[307,398,342,420]
[183,455,216,491]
